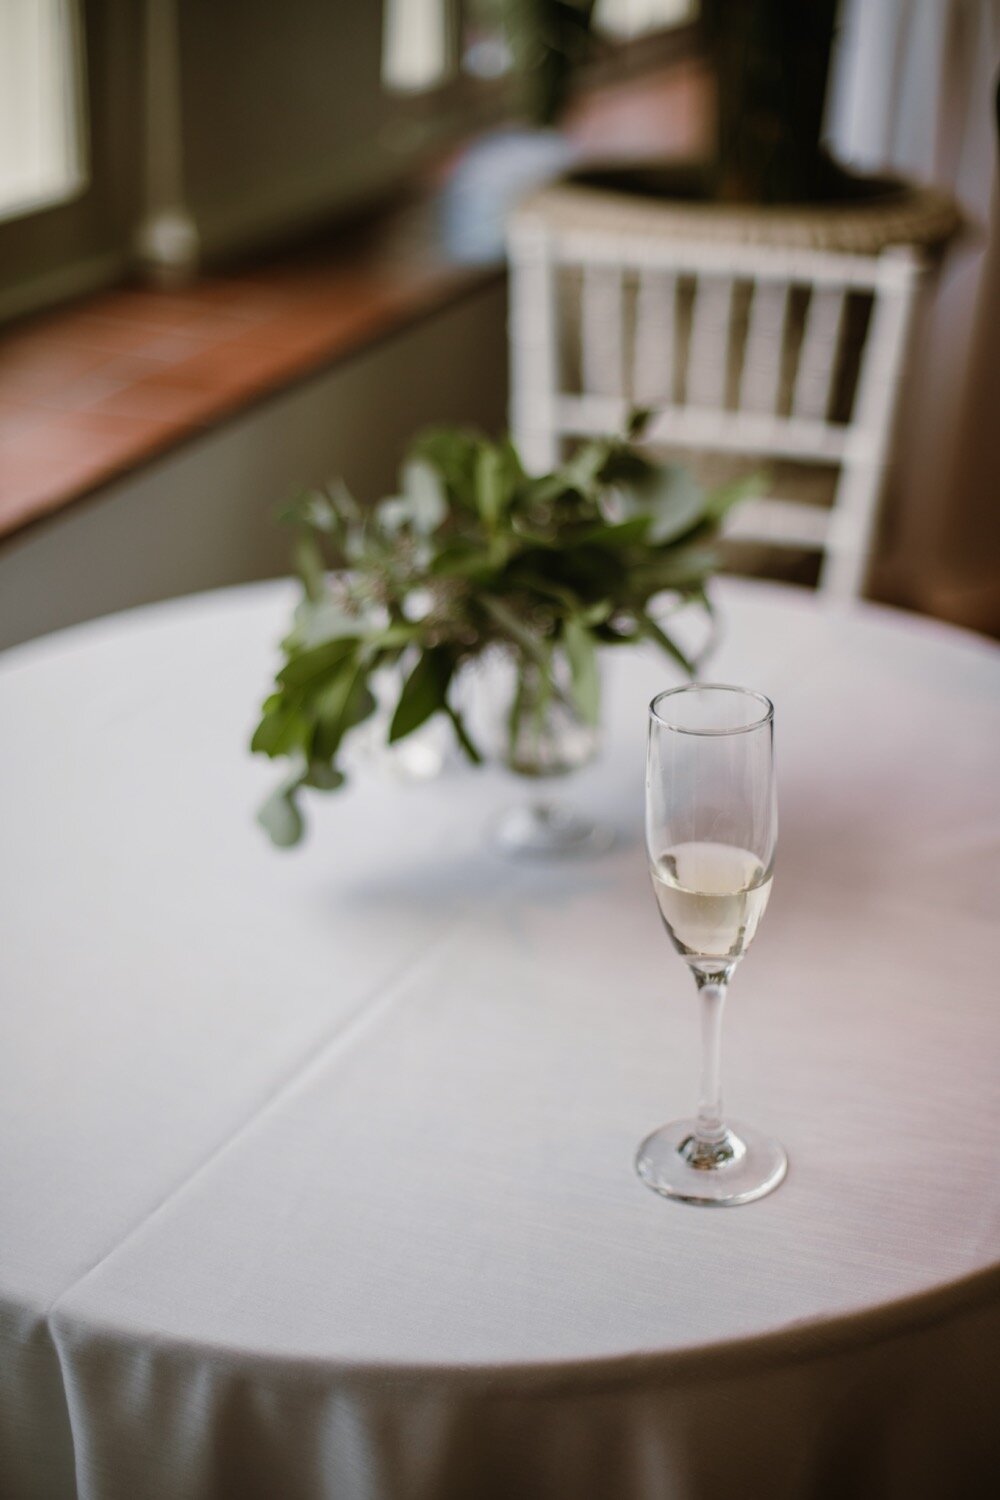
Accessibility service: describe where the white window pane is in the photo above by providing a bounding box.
[0,0,85,222]
[383,0,452,92]
[593,0,698,41]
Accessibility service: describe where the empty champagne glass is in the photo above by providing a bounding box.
[637,684,787,1206]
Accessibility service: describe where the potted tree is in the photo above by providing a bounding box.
[508,0,959,248]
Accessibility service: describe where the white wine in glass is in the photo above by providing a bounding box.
[650,842,772,973]
[638,685,787,1206]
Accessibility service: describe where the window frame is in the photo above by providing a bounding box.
[0,0,702,329]
[0,0,141,326]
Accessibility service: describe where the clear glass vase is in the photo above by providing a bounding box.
[492,651,613,858]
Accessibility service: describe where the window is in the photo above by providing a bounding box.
[383,0,456,93]
[0,0,86,223]
[382,0,700,96]
[593,0,698,41]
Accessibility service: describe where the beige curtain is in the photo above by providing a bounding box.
[827,0,1000,630]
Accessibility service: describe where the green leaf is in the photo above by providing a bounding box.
[285,598,366,651]
[575,515,653,547]
[597,446,656,488]
[312,478,360,528]
[613,464,708,545]
[703,470,767,522]
[531,643,554,737]
[475,443,505,528]
[503,570,579,612]
[312,662,376,759]
[637,611,695,676]
[580,598,613,626]
[276,489,332,531]
[479,596,550,669]
[525,471,572,507]
[400,457,448,532]
[444,702,483,764]
[409,429,481,509]
[476,438,525,528]
[280,480,357,534]
[562,617,601,725]
[257,781,304,847]
[251,701,311,757]
[303,761,346,791]
[293,531,327,602]
[389,648,453,743]
[560,440,612,495]
[628,545,720,596]
[278,638,357,690]
[626,406,654,440]
[368,620,420,649]
[374,495,411,533]
[430,536,512,579]
[343,676,377,732]
[497,436,526,485]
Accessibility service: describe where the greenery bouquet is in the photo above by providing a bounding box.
[252,414,751,846]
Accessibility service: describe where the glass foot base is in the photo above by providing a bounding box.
[636,1119,787,1206]
[493,802,615,858]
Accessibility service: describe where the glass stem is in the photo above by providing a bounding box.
[694,976,729,1149]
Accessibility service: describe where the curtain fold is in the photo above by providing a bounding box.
[826,0,1000,629]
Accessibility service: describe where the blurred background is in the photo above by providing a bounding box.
[1,0,998,650]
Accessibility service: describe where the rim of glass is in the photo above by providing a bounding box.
[648,683,774,737]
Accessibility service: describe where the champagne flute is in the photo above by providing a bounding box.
[637,684,787,1206]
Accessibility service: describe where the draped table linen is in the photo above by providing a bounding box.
[2,578,999,1499]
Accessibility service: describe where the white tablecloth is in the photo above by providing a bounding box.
[2,579,999,1500]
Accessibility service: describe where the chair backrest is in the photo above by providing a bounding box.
[508,209,922,601]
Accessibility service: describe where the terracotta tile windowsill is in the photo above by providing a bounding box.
[0,59,710,542]
[0,215,501,539]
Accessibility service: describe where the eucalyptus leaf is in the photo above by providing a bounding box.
[313,662,376,759]
[561,440,612,495]
[575,515,653,548]
[370,620,421,648]
[704,470,767,521]
[563,617,600,725]
[327,478,361,524]
[626,407,654,440]
[278,638,357,690]
[628,546,720,594]
[637,611,695,676]
[581,598,613,626]
[293,532,327,602]
[525,471,571,506]
[303,762,346,791]
[444,702,483,764]
[400,458,448,533]
[375,495,411,533]
[251,701,311,757]
[621,465,708,545]
[410,429,481,508]
[257,783,304,848]
[277,490,334,532]
[475,443,506,528]
[286,598,367,650]
[428,547,491,579]
[389,648,453,743]
[479,596,550,669]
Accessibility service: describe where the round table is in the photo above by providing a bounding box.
[2,579,999,1500]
